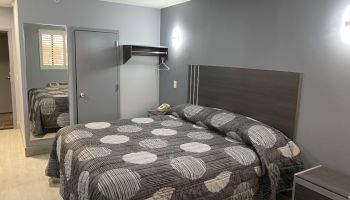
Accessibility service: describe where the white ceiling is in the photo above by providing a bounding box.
[99,0,191,9]
[0,0,12,7]
[0,0,190,8]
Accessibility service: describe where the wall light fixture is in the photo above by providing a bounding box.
[171,27,182,49]
[341,6,350,44]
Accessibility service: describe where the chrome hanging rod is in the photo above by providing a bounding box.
[131,51,168,55]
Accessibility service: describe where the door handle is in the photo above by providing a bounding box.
[79,92,86,98]
[6,76,10,79]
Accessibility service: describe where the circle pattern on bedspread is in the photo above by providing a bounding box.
[39,98,56,115]
[224,146,257,166]
[204,171,232,193]
[78,171,89,200]
[277,141,301,158]
[56,135,62,160]
[59,171,64,195]
[210,113,235,128]
[65,130,93,144]
[45,87,58,90]
[169,115,178,120]
[48,91,63,94]
[131,118,154,124]
[64,150,73,181]
[34,101,39,111]
[98,168,141,200]
[170,156,206,180]
[151,128,177,136]
[117,125,142,133]
[248,125,277,148]
[36,93,50,98]
[85,122,111,130]
[122,151,157,164]
[161,120,183,127]
[139,139,168,149]
[148,187,175,200]
[187,131,214,140]
[180,142,211,153]
[30,95,35,107]
[192,124,206,129]
[231,182,254,200]
[35,89,46,93]
[100,135,130,144]
[53,94,69,98]
[225,137,238,143]
[184,105,203,118]
[57,113,70,127]
[78,147,112,161]
[254,166,262,177]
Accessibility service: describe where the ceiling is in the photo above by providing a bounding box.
[0,0,12,7]
[0,0,190,8]
[99,0,191,8]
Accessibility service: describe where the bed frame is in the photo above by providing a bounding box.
[188,65,302,139]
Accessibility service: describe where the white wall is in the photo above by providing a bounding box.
[15,0,161,147]
[0,7,13,28]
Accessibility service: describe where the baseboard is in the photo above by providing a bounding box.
[25,145,52,157]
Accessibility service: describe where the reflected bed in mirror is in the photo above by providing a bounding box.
[24,23,70,141]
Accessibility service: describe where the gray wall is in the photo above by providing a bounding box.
[16,0,160,147]
[24,24,68,90]
[160,0,350,175]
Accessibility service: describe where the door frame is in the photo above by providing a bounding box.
[69,27,120,124]
[0,27,17,128]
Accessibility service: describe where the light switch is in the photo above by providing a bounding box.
[173,80,178,89]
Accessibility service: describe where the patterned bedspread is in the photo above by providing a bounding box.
[28,87,69,136]
[46,104,303,200]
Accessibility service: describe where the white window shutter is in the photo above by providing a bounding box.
[39,29,67,69]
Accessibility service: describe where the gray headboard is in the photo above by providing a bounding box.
[188,65,302,139]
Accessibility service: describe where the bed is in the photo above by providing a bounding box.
[46,65,303,200]
[28,86,69,137]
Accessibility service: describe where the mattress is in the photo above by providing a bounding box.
[46,104,303,200]
[28,87,69,136]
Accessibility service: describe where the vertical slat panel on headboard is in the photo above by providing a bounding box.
[188,65,200,105]
[188,65,302,139]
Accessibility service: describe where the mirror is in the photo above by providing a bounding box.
[24,23,70,141]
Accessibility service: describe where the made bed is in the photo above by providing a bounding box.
[28,86,69,137]
[46,65,303,200]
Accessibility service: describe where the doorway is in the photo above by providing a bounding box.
[0,32,13,130]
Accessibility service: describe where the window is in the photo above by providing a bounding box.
[39,29,67,69]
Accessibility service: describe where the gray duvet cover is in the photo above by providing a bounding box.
[28,87,69,136]
[46,104,302,200]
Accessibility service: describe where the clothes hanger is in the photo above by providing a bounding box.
[157,57,170,71]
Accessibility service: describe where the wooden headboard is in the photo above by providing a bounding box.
[188,65,302,139]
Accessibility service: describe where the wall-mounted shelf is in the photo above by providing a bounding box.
[121,45,168,64]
